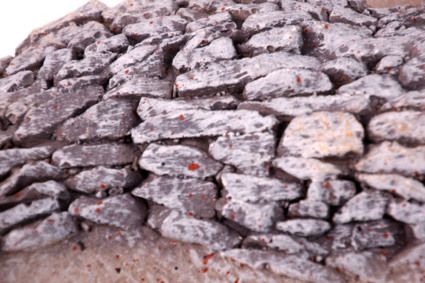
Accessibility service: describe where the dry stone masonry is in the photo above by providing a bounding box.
[1,0,425,282]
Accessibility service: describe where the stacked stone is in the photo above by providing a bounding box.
[0,0,425,281]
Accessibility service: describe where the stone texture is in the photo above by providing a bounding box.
[242,11,313,34]
[399,56,425,89]
[65,167,141,195]
[321,57,368,86]
[307,180,357,206]
[2,212,77,252]
[333,191,389,223]
[66,21,112,52]
[288,200,330,219]
[68,194,146,229]
[132,176,217,218]
[276,219,331,237]
[52,144,138,168]
[387,200,425,224]
[5,47,55,76]
[0,71,34,93]
[351,219,403,250]
[330,6,377,26]
[131,109,278,144]
[84,34,129,57]
[105,78,173,99]
[278,111,364,158]
[38,49,75,82]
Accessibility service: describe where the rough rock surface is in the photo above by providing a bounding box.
[2,0,425,282]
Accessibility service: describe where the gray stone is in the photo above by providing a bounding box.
[272,156,342,181]
[278,111,364,158]
[148,206,241,251]
[320,224,354,252]
[218,2,279,22]
[123,15,187,42]
[410,221,425,240]
[173,37,237,72]
[307,180,357,206]
[175,52,320,97]
[0,198,60,232]
[375,55,404,75]
[55,52,115,82]
[67,21,112,52]
[84,34,129,57]
[105,78,173,99]
[185,12,233,32]
[69,194,146,229]
[0,161,63,196]
[1,212,77,252]
[355,142,425,176]
[399,56,425,90]
[321,57,368,86]
[5,46,56,76]
[52,144,138,168]
[242,11,313,34]
[330,6,377,26]
[221,249,344,283]
[381,90,425,111]
[131,109,278,144]
[0,146,54,178]
[136,96,239,120]
[288,200,330,219]
[239,26,303,56]
[109,44,158,75]
[243,69,333,100]
[216,198,282,232]
[138,143,223,178]
[209,132,275,177]
[238,94,370,119]
[357,173,425,202]
[132,176,217,218]
[333,191,389,224]
[0,71,34,93]
[220,173,303,202]
[387,200,425,224]
[276,219,331,237]
[351,220,402,250]
[65,167,141,195]
[55,98,139,142]
[14,86,103,143]
[337,74,404,99]
[38,49,75,81]
[0,56,12,75]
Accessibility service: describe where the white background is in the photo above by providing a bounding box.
[0,0,122,58]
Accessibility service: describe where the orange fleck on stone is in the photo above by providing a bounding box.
[99,183,108,189]
[295,75,302,84]
[234,278,239,283]
[322,181,332,189]
[324,23,329,29]
[14,191,22,198]
[178,114,185,121]
[220,6,225,11]
[73,207,80,215]
[187,162,200,171]
[383,231,390,239]
[203,253,216,265]
[96,200,103,205]
[95,207,102,214]
[201,267,208,273]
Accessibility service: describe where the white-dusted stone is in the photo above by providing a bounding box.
[387,200,425,224]
[276,219,331,237]
[307,180,357,206]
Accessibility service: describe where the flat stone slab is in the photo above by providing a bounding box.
[14,86,103,143]
[66,21,112,52]
[52,144,138,168]
[38,49,75,82]
[368,110,425,144]
[381,90,425,111]
[355,142,425,176]
[55,98,139,142]
[333,191,389,224]
[84,34,129,57]
[132,176,217,218]
[138,143,223,178]
[209,132,275,177]
[131,109,278,144]
[0,198,60,233]
[242,11,313,34]
[220,173,303,202]
[307,180,357,206]
[330,6,377,26]
[136,96,239,120]
[321,57,368,86]
[337,74,404,99]
[399,56,425,90]
[0,146,54,178]
[351,219,402,251]
[238,94,370,119]
[239,26,303,56]
[221,249,344,283]
[1,212,77,252]
[273,156,342,181]
[68,194,147,229]
[357,173,425,202]
[148,206,241,251]
[278,111,364,158]
[288,200,330,219]
[0,161,63,196]
[276,219,332,237]
[123,15,187,41]
[0,71,34,93]
[105,78,173,99]
[216,198,282,232]
[387,200,425,224]
[175,52,320,97]
[5,47,54,76]
[243,68,333,101]
[65,166,141,195]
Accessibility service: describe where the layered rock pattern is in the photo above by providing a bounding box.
[1,0,425,282]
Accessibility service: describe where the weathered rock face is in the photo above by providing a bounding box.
[2,0,425,282]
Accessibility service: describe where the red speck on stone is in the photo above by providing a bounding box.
[187,162,200,171]
[186,211,194,217]
[178,114,185,121]
[324,23,329,30]
[187,192,193,198]
[201,267,208,273]
[412,16,417,22]
[47,219,55,224]
[202,253,216,265]
[95,207,102,214]
[149,21,154,25]
[96,200,103,205]
[383,231,390,239]
[220,6,225,11]
[96,41,101,45]
[234,278,239,283]
[226,271,231,276]
[73,207,80,215]
[72,245,79,251]
[415,260,421,267]
[14,191,22,198]
[99,183,107,189]
[390,189,396,194]
[322,181,332,189]
[230,211,236,220]
[124,69,129,75]
[175,82,181,89]
[143,12,151,18]
[295,75,302,84]
[115,254,120,260]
